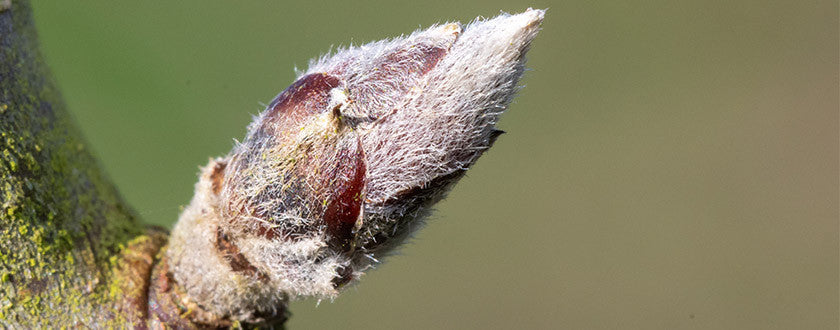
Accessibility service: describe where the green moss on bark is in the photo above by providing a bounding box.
[0,1,147,326]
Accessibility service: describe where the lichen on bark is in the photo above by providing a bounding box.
[0,1,154,326]
[0,2,285,327]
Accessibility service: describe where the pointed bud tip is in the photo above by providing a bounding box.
[500,8,545,36]
[451,8,545,61]
[523,8,546,24]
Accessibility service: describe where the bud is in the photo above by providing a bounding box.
[165,9,544,323]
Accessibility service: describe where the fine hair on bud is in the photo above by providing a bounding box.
[165,9,544,323]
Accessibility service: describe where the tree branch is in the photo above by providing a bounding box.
[0,1,168,327]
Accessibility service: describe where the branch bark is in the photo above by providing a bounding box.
[0,1,288,327]
[0,1,172,327]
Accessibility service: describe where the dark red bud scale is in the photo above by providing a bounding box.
[321,137,366,250]
[221,71,369,252]
[263,73,342,131]
[263,72,363,248]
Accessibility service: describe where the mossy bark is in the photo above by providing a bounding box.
[0,1,168,327]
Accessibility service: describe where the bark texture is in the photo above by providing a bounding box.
[0,2,284,327]
[0,1,169,327]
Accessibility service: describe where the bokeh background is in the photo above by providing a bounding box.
[31,1,837,329]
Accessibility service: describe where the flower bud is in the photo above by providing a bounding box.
[165,9,544,322]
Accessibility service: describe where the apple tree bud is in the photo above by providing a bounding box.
[163,9,544,324]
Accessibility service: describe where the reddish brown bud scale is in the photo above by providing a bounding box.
[219,68,371,253]
[322,136,366,250]
[215,227,268,281]
[264,73,342,129]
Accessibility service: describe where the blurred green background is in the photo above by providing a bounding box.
[30,1,837,329]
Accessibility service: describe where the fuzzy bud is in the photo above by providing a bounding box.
[164,9,544,323]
